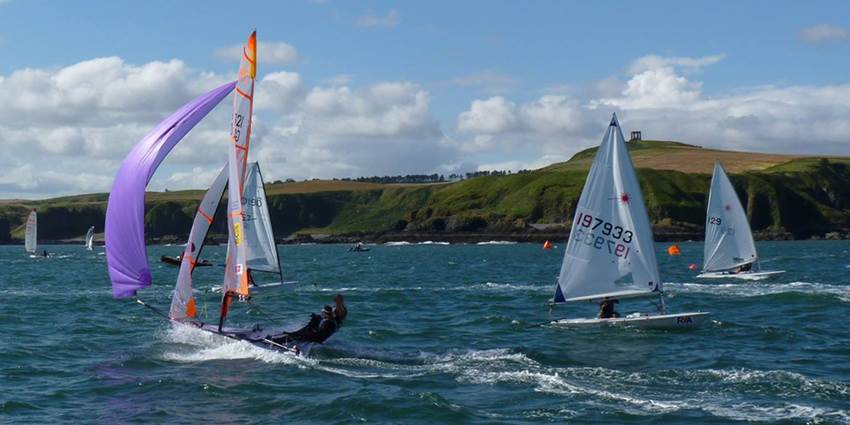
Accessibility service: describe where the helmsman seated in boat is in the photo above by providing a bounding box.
[273,296,347,344]
[598,298,620,319]
[732,263,753,274]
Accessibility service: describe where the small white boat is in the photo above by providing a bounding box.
[553,312,710,329]
[696,269,785,281]
[85,225,95,250]
[24,210,37,255]
[698,162,784,280]
[548,115,708,330]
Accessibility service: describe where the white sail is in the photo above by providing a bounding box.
[243,163,281,274]
[554,115,661,303]
[170,164,229,320]
[702,161,757,272]
[25,210,37,254]
[85,226,95,250]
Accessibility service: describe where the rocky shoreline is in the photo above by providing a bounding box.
[7,227,849,246]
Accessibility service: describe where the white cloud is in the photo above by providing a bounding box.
[457,97,518,134]
[214,41,299,65]
[356,9,399,28]
[799,24,849,44]
[455,53,850,172]
[252,80,454,180]
[628,54,726,74]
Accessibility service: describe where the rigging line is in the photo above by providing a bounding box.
[246,299,288,322]
[136,298,171,321]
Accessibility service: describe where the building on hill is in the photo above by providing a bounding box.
[629,131,642,142]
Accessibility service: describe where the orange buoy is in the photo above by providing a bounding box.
[543,240,553,250]
[667,244,681,256]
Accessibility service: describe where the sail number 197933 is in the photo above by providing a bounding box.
[572,212,633,259]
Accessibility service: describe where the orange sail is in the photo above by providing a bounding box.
[222,31,257,299]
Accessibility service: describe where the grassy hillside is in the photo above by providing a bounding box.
[2,141,850,242]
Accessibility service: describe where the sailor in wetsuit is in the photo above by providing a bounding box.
[733,263,753,274]
[598,297,619,319]
[274,305,338,344]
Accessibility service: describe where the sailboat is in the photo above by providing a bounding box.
[550,115,708,329]
[85,226,95,250]
[696,161,784,280]
[24,209,37,255]
[106,32,313,354]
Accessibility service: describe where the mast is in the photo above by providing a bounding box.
[219,30,257,329]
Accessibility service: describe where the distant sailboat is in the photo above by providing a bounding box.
[85,226,95,250]
[24,210,37,255]
[697,161,784,280]
[550,115,708,329]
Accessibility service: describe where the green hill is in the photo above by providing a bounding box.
[2,140,850,243]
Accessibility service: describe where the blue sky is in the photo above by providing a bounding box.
[0,1,849,198]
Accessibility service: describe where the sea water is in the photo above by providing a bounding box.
[1,241,849,423]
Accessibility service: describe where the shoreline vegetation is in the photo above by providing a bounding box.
[3,140,850,244]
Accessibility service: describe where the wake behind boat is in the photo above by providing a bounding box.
[697,162,784,280]
[548,115,707,330]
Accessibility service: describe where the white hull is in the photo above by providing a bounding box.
[696,270,785,281]
[552,312,709,329]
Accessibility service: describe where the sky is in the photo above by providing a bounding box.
[0,0,849,199]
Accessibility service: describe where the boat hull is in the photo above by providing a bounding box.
[696,270,784,280]
[195,323,313,355]
[551,312,709,329]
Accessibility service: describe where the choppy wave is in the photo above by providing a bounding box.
[315,281,548,293]
[668,281,850,302]
[476,241,518,245]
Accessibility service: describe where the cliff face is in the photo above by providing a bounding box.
[3,148,850,242]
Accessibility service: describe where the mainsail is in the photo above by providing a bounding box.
[221,31,257,299]
[702,161,757,272]
[169,164,229,320]
[105,81,236,298]
[25,210,37,254]
[85,226,95,250]
[554,114,661,303]
[243,162,282,276]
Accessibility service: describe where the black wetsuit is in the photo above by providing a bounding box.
[599,299,619,319]
[274,314,338,344]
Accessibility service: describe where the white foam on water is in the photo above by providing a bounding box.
[419,241,450,245]
[702,402,849,423]
[477,241,518,245]
[668,281,850,302]
[158,324,311,366]
[384,241,411,246]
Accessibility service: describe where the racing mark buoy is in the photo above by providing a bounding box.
[688,263,698,271]
[667,244,681,256]
[543,240,553,250]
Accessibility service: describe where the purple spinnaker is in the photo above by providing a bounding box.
[106,81,236,298]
